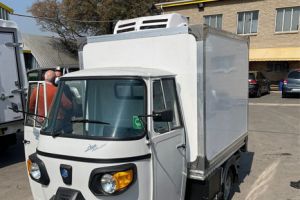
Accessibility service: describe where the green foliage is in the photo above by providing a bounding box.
[29,0,167,53]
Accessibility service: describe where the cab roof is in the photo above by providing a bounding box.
[63,67,175,78]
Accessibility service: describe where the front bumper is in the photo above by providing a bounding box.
[248,85,258,95]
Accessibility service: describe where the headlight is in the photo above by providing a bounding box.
[27,153,50,185]
[101,174,116,194]
[89,164,136,196]
[28,161,41,180]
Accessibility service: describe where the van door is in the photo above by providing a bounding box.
[151,78,187,200]
[24,81,48,199]
[0,31,24,124]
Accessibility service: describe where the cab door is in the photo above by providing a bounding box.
[24,81,48,199]
[151,78,187,200]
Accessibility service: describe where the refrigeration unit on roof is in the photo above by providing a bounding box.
[113,13,188,34]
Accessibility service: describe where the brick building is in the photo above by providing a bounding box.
[155,0,300,86]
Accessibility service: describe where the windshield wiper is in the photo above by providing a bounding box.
[71,119,110,125]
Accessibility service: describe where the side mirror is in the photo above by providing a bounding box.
[153,110,173,122]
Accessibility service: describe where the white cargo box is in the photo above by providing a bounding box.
[0,20,27,130]
[81,23,248,179]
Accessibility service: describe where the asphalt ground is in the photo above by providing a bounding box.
[233,92,300,200]
[0,92,299,200]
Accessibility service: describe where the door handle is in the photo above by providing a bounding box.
[22,139,30,144]
[176,144,186,149]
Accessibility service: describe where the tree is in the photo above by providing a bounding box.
[29,0,168,53]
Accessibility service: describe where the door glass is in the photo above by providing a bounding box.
[25,82,48,127]
[162,79,182,130]
[153,80,169,133]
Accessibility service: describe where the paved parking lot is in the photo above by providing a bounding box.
[0,92,299,200]
[233,92,300,200]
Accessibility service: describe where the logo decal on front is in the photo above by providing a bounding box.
[85,144,106,152]
[60,168,69,178]
[60,164,72,185]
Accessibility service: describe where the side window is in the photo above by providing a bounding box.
[25,82,47,127]
[153,79,182,134]
[153,80,169,133]
[162,79,182,130]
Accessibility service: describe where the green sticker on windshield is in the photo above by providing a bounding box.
[133,116,143,129]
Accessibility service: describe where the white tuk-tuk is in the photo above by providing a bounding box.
[23,14,248,200]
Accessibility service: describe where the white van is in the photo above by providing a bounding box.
[23,14,248,200]
[0,19,27,149]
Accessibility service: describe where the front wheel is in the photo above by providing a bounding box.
[256,89,261,98]
[266,86,270,94]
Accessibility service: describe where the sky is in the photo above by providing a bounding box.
[1,0,52,36]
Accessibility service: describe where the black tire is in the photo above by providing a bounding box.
[266,86,270,94]
[256,89,261,98]
[223,169,234,200]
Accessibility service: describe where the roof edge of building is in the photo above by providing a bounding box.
[155,0,219,9]
[0,2,14,13]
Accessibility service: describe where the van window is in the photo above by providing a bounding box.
[288,71,300,79]
[153,80,169,133]
[162,79,182,130]
[153,78,182,134]
[27,72,39,81]
[248,73,255,80]
[42,78,146,140]
[25,82,48,127]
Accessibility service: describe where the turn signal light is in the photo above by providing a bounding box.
[27,159,32,175]
[113,169,134,190]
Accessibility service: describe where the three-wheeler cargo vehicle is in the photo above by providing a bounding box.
[23,14,249,200]
[0,19,27,149]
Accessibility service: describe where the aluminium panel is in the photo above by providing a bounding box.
[204,31,248,161]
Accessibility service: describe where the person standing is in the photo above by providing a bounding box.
[54,66,62,86]
[29,70,57,118]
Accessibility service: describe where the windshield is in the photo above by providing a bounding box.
[288,71,300,79]
[42,78,146,140]
[249,73,255,80]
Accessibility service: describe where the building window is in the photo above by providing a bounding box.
[237,11,259,34]
[0,8,9,20]
[204,14,222,29]
[275,7,300,32]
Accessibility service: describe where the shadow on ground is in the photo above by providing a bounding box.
[231,151,255,199]
[0,132,25,168]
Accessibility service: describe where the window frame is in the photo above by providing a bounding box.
[275,7,300,33]
[236,10,259,35]
[25,81,48,128]
[152,78,183,134]
[203,14,223,30]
